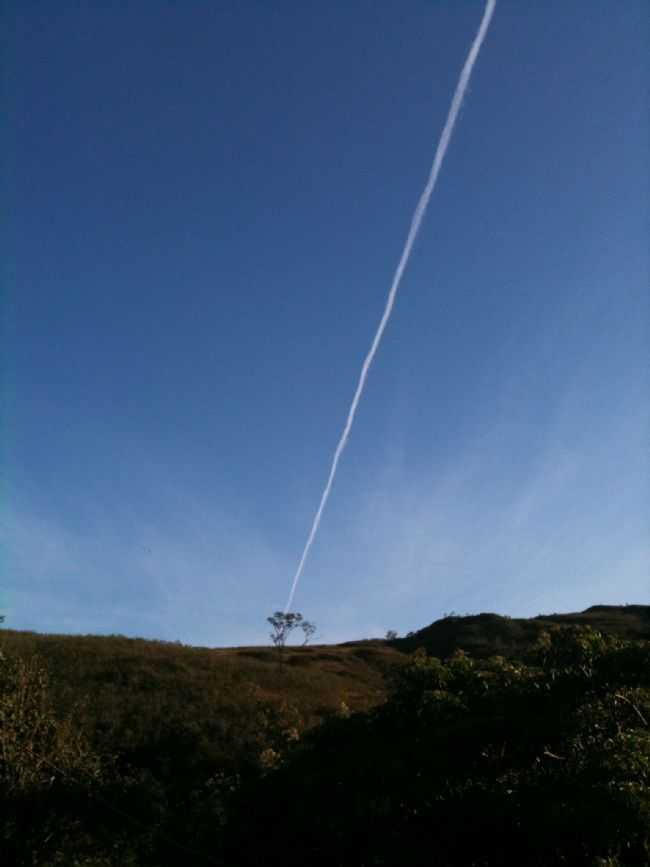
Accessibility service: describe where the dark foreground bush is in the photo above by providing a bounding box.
[225,628,650,867]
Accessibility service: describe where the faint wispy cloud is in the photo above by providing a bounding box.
[0,493,290,645]
[2,396,646,645]
[302,400,649,634]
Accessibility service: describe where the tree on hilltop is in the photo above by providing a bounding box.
[267,612,316,659]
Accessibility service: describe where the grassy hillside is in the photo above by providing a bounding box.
[2,604,648,865]
[0,628,405,865]
[3,604,647,758]
[3,604,647,762]
[0,630,403,762]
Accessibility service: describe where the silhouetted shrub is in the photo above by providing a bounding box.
[225,628,650,866]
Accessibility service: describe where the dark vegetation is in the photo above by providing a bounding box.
[1,605,649,865]
[394,604,650,658]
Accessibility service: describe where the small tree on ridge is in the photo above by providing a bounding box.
[267,612,316,660]
[301,621,316,646]
[268,612,302,660]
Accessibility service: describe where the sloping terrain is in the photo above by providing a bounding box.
[393,604,650,658]
[3,604,647,747]
[537,603,650,636]
[0,629,403,760]
[2,604,649,865]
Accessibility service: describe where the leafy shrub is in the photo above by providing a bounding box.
[225,628,650,866]
[0,650,110,864]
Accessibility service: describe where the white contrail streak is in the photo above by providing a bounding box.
[285,0,496,613]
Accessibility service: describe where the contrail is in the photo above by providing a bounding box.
[285,0,496,613]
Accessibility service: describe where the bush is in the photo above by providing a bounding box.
[0,650,111,864]
[224,628,650,866]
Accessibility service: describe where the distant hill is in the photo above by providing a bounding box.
[393,604,650,658]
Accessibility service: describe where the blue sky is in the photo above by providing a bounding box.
[3,1,648,645]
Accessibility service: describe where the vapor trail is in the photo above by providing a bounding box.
[285,0,496,613]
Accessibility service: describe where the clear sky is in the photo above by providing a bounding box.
[3,1,648,646]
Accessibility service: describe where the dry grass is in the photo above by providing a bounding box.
[0,630,406,769]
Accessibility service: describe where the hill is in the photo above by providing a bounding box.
[3,604,647,755]
[393,603,650,658]
[2,604,649,865]
[0,629,403,765]
[3,604,647,763]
